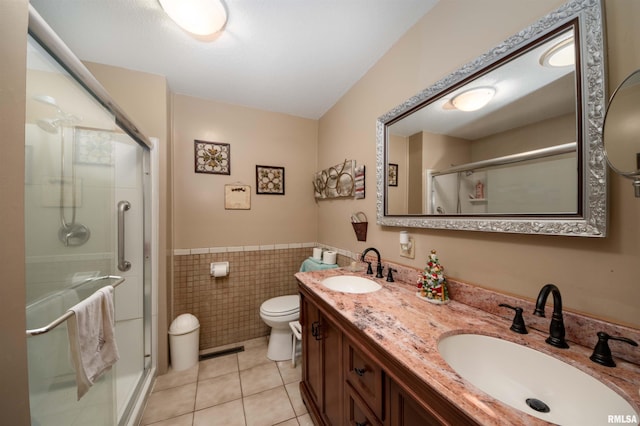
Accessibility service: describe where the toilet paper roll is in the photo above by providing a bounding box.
[211,262,229,277]
[322,250,337,265]
[313,247,323,260]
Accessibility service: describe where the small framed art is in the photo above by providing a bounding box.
[195,140,230,175]
[388,163,398,187]
[256,165,285,195]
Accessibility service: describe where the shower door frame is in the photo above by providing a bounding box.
[27,6,157,425]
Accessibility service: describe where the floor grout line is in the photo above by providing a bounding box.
[142,340,309,426]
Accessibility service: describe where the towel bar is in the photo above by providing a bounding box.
[25,275,125,336]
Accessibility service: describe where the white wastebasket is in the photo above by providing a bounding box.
[168,314,200,371]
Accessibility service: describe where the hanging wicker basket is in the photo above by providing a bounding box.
[351,211,368,241]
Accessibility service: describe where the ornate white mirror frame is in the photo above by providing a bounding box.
[376,0,607,237]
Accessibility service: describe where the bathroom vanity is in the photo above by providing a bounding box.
[299,285,476,425]
[295,268,640,425]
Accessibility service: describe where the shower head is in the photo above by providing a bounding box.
[33,94,62,113]
[33,94,80,120]
[36,118,60,134]
[33,94,81,132]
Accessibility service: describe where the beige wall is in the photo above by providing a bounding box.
[85,62,173,373]
[0,0,31,423]
[387,133,408,214]
[171,94,318,249]
[472,113,576,160]
[423,133,472,171]
[407,132,423,214]
[318,0,640,328]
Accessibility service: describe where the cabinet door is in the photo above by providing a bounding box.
[302,295,323,409]
[300,293,343,425]
[388,379,442,426]
[345,382,383,426]
[321,315,343,426]
[344,340,384,420]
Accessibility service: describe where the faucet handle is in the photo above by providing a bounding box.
[364,261,373,275]
[589,331,638,367]
[386,268,397,282]
[499,304,528,334]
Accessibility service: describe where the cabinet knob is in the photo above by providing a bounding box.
[354,367,366,377]
[355,422,369,426]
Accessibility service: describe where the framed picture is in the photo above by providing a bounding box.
[256,165,285,195]
[195,140,230,175]
[388,163,398,187]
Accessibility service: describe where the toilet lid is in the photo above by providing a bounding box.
[261,295,299,316]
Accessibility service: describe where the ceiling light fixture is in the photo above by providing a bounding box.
[159,0,227,37]
[540,37,575,68]
[451,87,496,112]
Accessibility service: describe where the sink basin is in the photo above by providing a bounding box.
[321,276,382,294]
[438,334,638,424]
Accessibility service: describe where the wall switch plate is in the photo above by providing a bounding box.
[400,237,415,259]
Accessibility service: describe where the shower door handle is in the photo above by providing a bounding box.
[117,200,132,272]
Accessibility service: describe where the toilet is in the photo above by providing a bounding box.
[260,251,338,361]
[260,295,300,361]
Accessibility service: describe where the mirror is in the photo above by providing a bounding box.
[376,0,607,237]
[603,69,640,196]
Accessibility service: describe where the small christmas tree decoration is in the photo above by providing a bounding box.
[416,250,450,304]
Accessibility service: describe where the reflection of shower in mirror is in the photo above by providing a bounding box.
[34,94,90,247]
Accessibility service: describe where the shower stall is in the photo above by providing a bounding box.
[25,8,155,426]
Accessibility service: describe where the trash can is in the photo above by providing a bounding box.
[168,314,200,371]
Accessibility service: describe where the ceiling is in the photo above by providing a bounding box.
[30,0,439,119]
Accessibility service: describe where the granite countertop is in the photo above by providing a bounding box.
[295,268,640,425]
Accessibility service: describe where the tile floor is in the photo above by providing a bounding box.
[140,337,312,426]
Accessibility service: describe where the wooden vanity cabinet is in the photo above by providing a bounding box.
[387,378,444,426]
[344,339,384,420]
[300,293,343,425]
[345,381,382,426]
[299,286,479,426]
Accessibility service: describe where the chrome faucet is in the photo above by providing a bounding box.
[533,283,569,348]
[361,247,384,278]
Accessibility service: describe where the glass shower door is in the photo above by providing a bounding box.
[25,34,151,425]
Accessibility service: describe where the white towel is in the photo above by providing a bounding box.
[67,285,119,400]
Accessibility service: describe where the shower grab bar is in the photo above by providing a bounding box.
[117,200,131,272]
[26,276,125,337]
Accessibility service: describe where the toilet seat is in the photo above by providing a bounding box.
[260,295,299,317]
